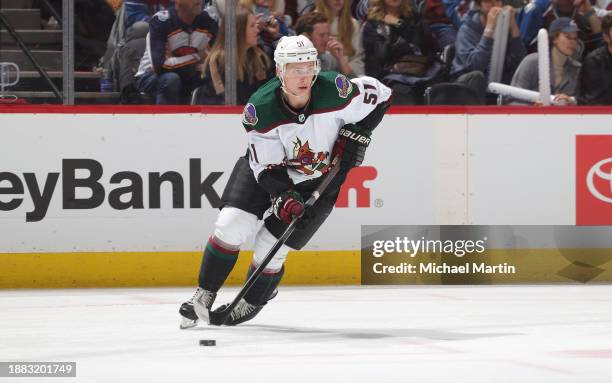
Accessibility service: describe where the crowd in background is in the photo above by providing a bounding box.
[63,0,612,105]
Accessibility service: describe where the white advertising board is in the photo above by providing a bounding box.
[0,112,466,252]
[2,110,611,253]
[467,114,612,224]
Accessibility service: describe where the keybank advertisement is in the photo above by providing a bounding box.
[1,112,611,252]
[0,113,398,252]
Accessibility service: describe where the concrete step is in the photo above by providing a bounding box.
[0,9,42,29]
[0,0,34,9]
[19,70,102,79]
[5,90,121,104]
[8,73,104,92]
[8,91,120,99]
[0,49,61,70]
[0,29,62,49]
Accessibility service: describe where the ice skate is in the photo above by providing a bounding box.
[212,289,277,326]
[212,298,265,326]
[179,287,216,329]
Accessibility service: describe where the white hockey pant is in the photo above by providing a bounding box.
[213,207,290,273]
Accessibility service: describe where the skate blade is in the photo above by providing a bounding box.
[180,317,198,329]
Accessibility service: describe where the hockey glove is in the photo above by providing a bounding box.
[272,190,305,224]
[332,124,370,168]
[357,100,390,135]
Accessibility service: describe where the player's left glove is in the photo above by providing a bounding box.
[331,100,390,168]
[332,124,370,168]
[272,190,305,224]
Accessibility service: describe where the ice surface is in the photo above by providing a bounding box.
[1,285,611,383]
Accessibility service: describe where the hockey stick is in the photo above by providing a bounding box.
[208,156,342,326]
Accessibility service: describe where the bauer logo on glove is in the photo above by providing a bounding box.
[338,128,371,146]
[333,125,370,168]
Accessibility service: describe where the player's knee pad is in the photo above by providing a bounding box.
[252,226,291,273]
[213,207,259,247]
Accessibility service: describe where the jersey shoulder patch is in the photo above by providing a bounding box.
[242,103,258,126]
[334,73,353,98]
[311,71,359,114]
[242,77,286,132]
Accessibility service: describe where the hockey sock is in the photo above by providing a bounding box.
[198,236,240,292]
[244,265,285,306]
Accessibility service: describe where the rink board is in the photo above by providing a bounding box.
[1,106,612,287]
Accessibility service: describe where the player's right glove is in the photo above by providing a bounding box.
[272,190,305,224]
[332,124,371,168]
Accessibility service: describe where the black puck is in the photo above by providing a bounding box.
[199,339,216,346]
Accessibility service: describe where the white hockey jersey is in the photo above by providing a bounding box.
[241,71,392,185]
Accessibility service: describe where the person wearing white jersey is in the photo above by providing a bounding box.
[179,35,392,327]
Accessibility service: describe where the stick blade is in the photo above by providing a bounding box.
[208,308,229,326]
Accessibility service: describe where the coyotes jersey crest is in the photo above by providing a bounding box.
[288,138,330,176]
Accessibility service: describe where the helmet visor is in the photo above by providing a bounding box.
[282,62,319,78]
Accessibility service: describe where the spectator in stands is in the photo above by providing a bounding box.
[36,0,62,29]
[425,0,459,48]
[298,0,390,22]
[126,0,171,27]
[134,0,218,104]
[284,0,300,25]
[111,1,173,102]
[213,0,289,21]
[294,12,354,75]
[595,0,612,16]
[107,0,123,12]
[125,1,172,37]
[581,14,612,104]
[443,0,474,29]
[41,1,115,70]
[353,0,371,21]
[38,0,116,69]
[363,0,445,103]
[74,0,118,69]
[296,0,320,18]
[511,17,581,104]
[450,0,526,95]
[315,0,366,74]
[239,0,292,55]
[239,0,291,34]
[256,0,294,27]
[518,0,603,56]
[194,7,274,104]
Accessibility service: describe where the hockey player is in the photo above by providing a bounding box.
[179,34,391,328]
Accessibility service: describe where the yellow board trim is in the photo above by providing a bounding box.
[1,248,611,288]
[0,251,360,288]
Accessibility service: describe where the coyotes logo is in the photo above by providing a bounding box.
[242,103,258,126]
[288,138,330,176]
